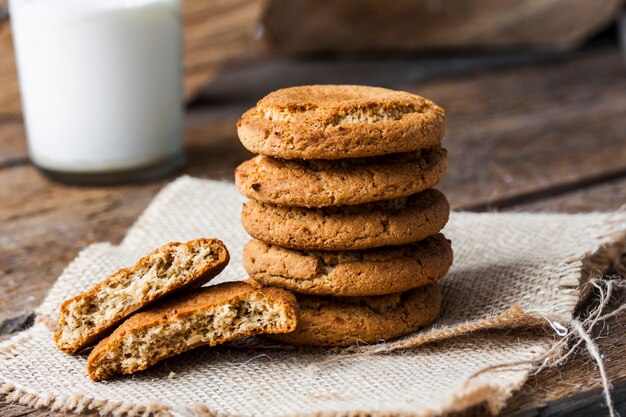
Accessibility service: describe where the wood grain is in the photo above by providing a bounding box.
[2,49,626,325]
[1,48,626,417]
[418,49,626,209]
[0,119,27,168]
[511,177,626,213]
[263,0,623,54]
[516,381,626,417]
[0,116,250,324]
[197,48,626,210]
[503,302,626,416]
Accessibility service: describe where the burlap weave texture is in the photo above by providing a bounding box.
[1,176,625,417]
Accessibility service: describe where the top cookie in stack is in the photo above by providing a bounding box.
[237,85,445,160]
[235,85,452,347]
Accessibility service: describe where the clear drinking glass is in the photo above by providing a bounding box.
[9,0,185,184]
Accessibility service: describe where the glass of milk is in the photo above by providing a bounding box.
[9,0,185,184]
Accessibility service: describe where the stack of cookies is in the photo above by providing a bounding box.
[235,85,452,347]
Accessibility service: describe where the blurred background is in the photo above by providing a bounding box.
[0,0,624,115]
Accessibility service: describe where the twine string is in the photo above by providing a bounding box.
[463,278,625,417]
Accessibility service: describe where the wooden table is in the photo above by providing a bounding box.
[1,46,625,417]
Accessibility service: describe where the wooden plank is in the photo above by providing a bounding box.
[0,165,161,324]
[510,177,626,213]
[502,309,626,416]
[417,49,626,209]
[499,179,626,416]
[1,48,626,417]
[0,404,88,417]
[199,48,626,209]
[261,0,622,54]
[510,379,626,417]
[2,165,625,417]
[6,49,626,198]
[0,119,27,168]
[2,49,626,326]
[0,116,251,325]
[195,51,560,105]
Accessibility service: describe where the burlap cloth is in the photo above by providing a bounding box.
[1,176,625,417]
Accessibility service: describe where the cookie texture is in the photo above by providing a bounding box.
[87,282,298,381]
[55,238,230,354]
[244,234,452,296]
[268,284,441,347]
[241,189,450,250]
[237,85,445,160]
[236,146,447,207]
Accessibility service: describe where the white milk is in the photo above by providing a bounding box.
[9,0,184,175]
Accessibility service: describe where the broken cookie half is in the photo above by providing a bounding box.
[87,281,298,381]
[55,238,230,354]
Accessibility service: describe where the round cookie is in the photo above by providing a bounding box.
[237,85,445,160]
[267,284,442,347]
[244,234,452,297]
[241,189,450,250]
[235,146,447,207]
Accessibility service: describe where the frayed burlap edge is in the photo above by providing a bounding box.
[1,209,625,417]
[0,326,172,417]
[0,320,538,417]
[347,208,626,355]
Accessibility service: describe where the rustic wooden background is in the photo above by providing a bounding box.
[1,0,623,115]
[1,45,626,416]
